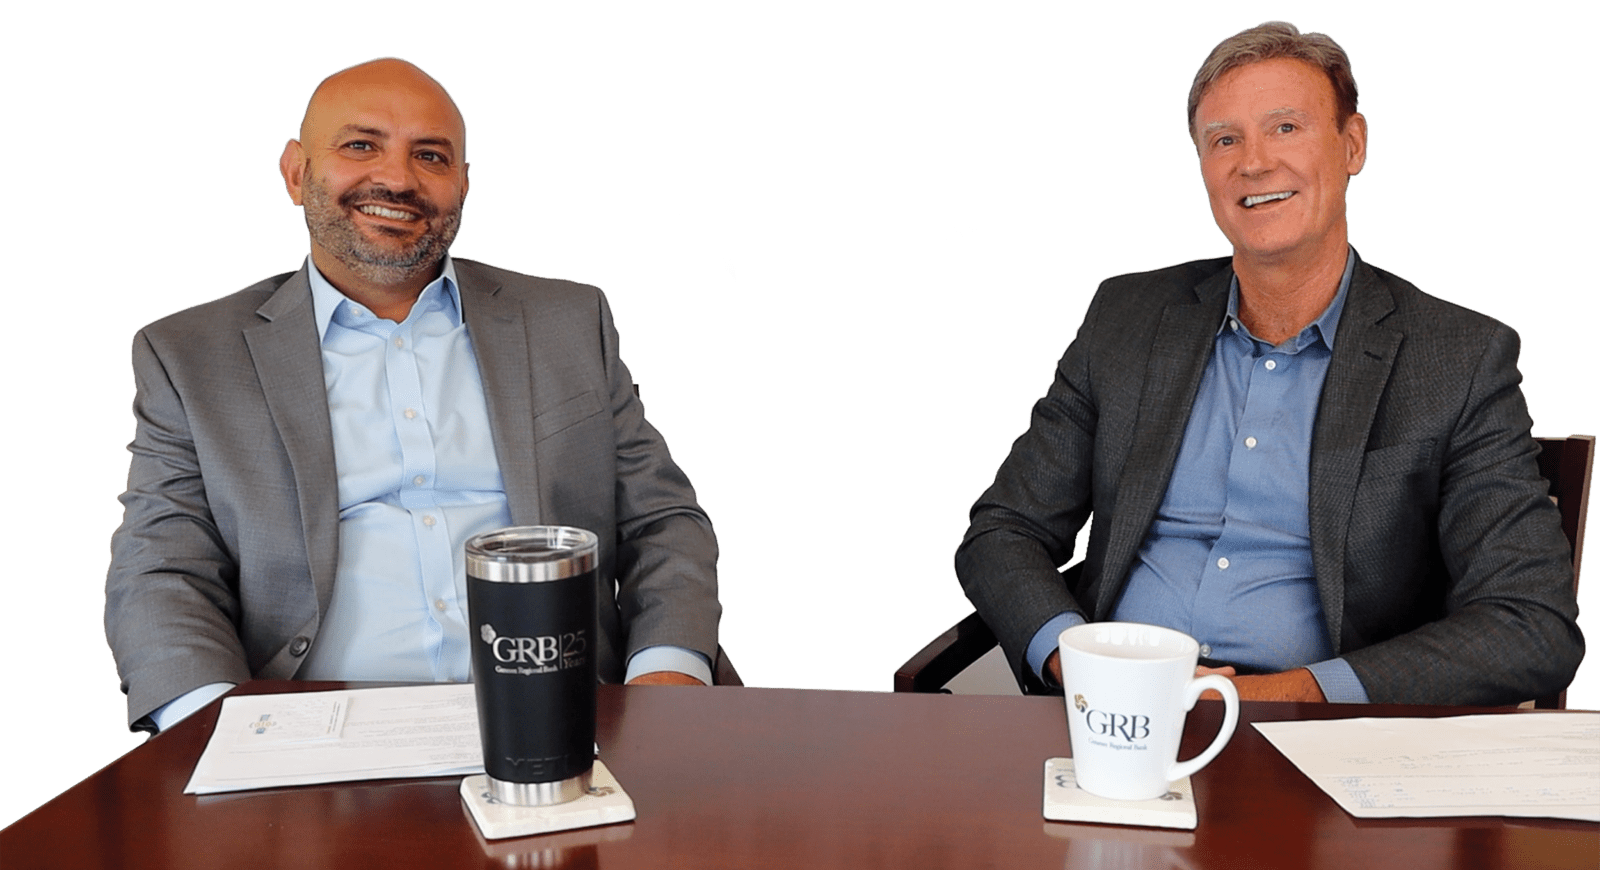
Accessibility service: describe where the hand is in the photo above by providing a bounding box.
[1196,666,1326,702]
[625,670,707,686]
[1045,650,1063,687]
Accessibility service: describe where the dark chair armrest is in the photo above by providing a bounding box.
[893,611,998,693]
[713,645,742,687]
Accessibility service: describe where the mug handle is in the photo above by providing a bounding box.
[1167,674,1240,783]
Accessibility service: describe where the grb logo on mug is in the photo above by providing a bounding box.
[1073,693,1153,744]
[1080,704,1152,743]
[478,623,588,673]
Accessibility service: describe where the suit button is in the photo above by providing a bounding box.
[290,637,310,656]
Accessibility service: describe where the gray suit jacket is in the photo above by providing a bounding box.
[956,255,1582,705]
[106,259,720,728]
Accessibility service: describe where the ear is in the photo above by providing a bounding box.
[1343,112,1368,177]
[461,162,470,204]
[279,139,307,205]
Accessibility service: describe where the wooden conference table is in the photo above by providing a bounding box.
[2,681,1594,869]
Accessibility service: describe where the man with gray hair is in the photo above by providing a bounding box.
[106,59,725,733]
[957,23,1581,705]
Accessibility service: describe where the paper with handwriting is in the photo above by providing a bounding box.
[1254,713,1599,821]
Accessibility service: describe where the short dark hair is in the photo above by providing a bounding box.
[1188,22,1359,141]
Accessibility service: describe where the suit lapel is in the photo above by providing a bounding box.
[243,266,340,613]
[1309,259,1401,650]
[457,260,544,525]
[1097,267,1233,618]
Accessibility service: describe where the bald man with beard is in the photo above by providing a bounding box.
[106,60,723,733]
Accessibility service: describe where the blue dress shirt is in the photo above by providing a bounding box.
[1027,252,1369,703]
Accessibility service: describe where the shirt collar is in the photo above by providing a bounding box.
[1221,247,1356,352]
[306,254,462,341]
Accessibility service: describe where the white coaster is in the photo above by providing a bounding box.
[461,760,636,840]
[1042,758,1197,830]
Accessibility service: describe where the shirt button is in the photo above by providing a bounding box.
[1217,557,1230,570]
[1199,644,1213,658]
[413,475,426,486]
[289,637,310,656]
[394,337,405,349]
[1264,359,1277,371]
[404,408,418,420]
[434,599,448,612]
[423,515,436,527]
[1245,436,1258,449]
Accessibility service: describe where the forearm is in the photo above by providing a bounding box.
[615,512,721,660]
[1342,603,1580,705]
[957,527,1087,684]
[106,561,253,728]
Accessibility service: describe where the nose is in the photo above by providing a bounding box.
[367,147,417,192]
[1238,135,1274,178]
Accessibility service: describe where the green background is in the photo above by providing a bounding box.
[6,1,1593,831]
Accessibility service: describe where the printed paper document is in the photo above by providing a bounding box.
[184,684,484,794]
[1254,713,1599,821]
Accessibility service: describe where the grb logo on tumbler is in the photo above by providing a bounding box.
[479,623,589,673]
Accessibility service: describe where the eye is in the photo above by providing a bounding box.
[416,150,448,164]
[1276,122,1296,134]
[1215,135,1236,148]
[343,140,375,152]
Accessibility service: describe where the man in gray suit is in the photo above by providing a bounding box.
[956,23,1581,706]
[106,59,722,732]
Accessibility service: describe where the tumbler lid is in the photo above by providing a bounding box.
[465,526,599,583]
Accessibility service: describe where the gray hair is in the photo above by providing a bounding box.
[1187,22,1358,141]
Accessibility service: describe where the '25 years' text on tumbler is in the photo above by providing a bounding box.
[466,525,598,806]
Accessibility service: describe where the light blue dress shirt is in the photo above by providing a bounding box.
[297,256,510,682]
[149,256,707,730]
[1027,252,1368,703]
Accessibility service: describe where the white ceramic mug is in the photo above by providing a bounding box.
[1058,622,1240,801]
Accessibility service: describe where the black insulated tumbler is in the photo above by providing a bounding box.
[465,526,598,806]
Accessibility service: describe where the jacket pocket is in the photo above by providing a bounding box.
[533,389,606,443]
[1359,438,1437,480]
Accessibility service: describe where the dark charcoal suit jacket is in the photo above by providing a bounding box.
[956,255,1582,705]
[106,259,720,728]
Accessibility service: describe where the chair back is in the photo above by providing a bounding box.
[1532,435,1592,709]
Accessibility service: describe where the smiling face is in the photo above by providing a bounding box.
[1194,57,1366,273]
[280,59,469,294]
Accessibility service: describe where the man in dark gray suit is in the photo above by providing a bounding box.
[956,23,1581,706]
[106,59,722,732]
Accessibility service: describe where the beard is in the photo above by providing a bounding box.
[301,173,463,287]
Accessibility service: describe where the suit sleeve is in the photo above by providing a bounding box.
[955,291,1104,687]
[105,330,252,731]
[1340,325,1583,704]
[596,293,722,666]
